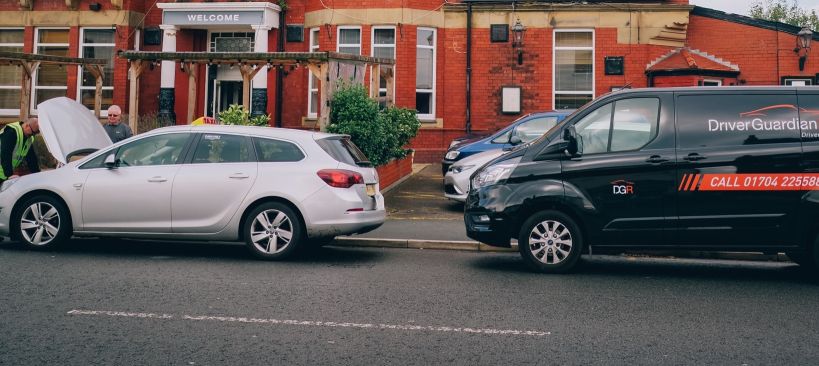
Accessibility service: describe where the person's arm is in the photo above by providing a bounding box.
[1,128,16,178]
[123,123,132,139]
[25,142,39,173]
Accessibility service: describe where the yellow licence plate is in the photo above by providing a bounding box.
[366,184,376,196]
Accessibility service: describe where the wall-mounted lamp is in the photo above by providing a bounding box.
[795,26,813,71]
[511,19,525,65]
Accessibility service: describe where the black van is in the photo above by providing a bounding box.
[465,87,819,273]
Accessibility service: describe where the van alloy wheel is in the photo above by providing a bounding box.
[528,220,573,265]
[20,202,60,246]
[250,209,293,254]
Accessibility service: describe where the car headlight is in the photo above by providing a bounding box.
[1,177,18,192]
[450,165,475,174]
[471,157,520,189]
[445,150,460,160]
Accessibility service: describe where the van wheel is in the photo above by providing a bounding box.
[787,251,814,268]
[518,210,583,273]
[244,202,304,260]
[14,195,71,250]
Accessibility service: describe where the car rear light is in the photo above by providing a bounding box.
[317,169,364,188]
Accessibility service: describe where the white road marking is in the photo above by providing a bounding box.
[67,309,549,337]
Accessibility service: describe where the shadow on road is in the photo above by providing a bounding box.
[0,238,384,265]
[470,254,818,284]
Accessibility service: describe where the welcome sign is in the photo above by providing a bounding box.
[163,10,265,26]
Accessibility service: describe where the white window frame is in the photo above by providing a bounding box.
[77,27,116,117]
[416,27,436,121]
[307,28,320,119]
[371,26,396,100]
[783,78,813,86]
[33,27,70,115]
[0,27,24,116]
[336,26,361,55]
[552,29,595,110]
[702,79,722,86]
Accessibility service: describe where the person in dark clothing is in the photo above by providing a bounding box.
[0,117,40,182]
[103,105,131,143]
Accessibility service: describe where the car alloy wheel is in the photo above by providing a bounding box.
[250,209,294,255]
[244,201,304,260]
[20,202,61,246]
[528,220,573,265]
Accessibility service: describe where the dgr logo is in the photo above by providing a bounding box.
[611,180,635,195]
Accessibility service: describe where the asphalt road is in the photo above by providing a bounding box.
[1,239,819,365]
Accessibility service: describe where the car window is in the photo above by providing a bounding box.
[79,150,111,169]
[491,130,512,144]
[254,137,305,162]
[115,133,189,167]
[317,137,370,166]
[610,98,659,151]
[191,134,252,164]
[574,103,612,155]
[514,116,560,143]
[677,94,800,148]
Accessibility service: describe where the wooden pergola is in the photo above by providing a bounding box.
[0,51,109,121]
[118,51,395,133]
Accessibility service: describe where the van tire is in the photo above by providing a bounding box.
[518,210,583,273]
[787,251,814,268]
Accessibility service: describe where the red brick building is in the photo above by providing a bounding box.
[1,0,819,162]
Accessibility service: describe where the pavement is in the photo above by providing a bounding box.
[336,163,794,262]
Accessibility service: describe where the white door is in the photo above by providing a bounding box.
[82,133,191,232]
[171,133,257,233]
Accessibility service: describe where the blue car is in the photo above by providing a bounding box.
[442,111,573,174]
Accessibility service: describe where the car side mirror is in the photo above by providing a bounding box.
[104,154,118,169]
[563,125,580,157]
[509,135,523,145]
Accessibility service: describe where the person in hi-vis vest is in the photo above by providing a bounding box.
[0,118,40,182]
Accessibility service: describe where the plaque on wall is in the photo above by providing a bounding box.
[215,37,252,52]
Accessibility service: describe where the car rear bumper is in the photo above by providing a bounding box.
[307,209,386,238]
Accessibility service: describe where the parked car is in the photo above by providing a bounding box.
[465,86,819,273]
[444,149,506,202]
[0,97,385,259]
[441,111,572,174]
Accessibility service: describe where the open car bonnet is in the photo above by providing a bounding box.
[37,97,113,165]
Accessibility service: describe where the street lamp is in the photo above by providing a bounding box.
[795,26,813,71]
[512,19,525,65]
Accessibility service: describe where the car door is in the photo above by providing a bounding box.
[171,133,258,233]
[560,93,676,246]
[81,133,192,232]
[674,92,803,247]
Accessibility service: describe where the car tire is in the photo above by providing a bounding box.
[518,210,583,273]
[243,202,304,260]
[13,195,71,250]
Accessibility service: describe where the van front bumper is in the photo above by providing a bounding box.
[464,210,513,247]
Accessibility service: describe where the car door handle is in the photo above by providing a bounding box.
[645,155,669,164]
[684,153,707,162]
[229,173,250,179]
[147,176,167,183]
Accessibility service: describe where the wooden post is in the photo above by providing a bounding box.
[182,63,198,124]
[128,60,147,134]
[239,64,261,112]
[382,66,394,107]
[84,65,104,118]
[19,61,39,121]
[308,62,329,131]
[369,64,380,99]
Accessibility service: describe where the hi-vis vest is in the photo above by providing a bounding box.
[0,122,34,180]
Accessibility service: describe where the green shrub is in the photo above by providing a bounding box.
[327,84,420,166]
[218,104,270,126]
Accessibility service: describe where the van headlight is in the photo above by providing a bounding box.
[0,177,18,192]
[445,150,460,160]
[471,157,520,189]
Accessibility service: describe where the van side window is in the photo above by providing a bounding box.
[573,98,659,154]
[676,94,800,148]
[611,98,660,151]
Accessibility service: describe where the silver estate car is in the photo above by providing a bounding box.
[0,98,385,259]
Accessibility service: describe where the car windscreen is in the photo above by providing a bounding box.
[317,137,372,167]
